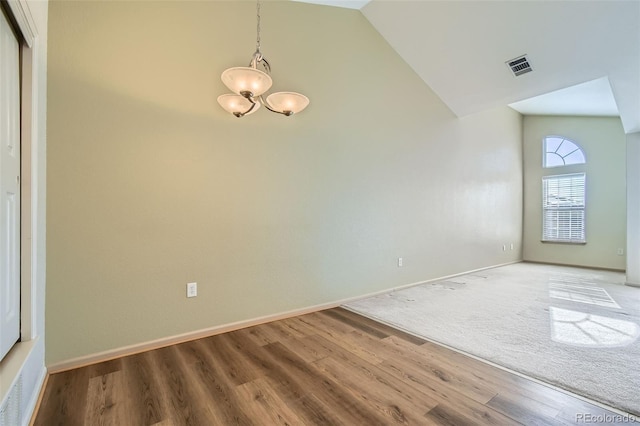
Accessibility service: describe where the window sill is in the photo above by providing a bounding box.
[540,240,586,245]
[0,338,38,401]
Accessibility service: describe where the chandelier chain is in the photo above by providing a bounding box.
[256,0,261,53]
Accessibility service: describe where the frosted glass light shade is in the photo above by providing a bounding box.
[266,92,310,115]
[217,94,260,116]
[221,67,272,96]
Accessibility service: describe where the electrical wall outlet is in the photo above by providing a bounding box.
[510,243,514,250]
[617,248,624,256]
[398,257,403,267]
[187,282,197,298]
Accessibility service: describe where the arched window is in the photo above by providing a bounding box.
[543,136,586,168]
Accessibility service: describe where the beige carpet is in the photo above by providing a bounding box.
[345,262,640,416]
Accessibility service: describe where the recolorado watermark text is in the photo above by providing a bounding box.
[576,413,638,423]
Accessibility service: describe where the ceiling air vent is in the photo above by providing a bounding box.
[507,55,532,77]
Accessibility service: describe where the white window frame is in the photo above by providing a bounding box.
[542,173,586,244]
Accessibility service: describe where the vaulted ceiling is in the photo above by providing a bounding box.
[296,0,640,134]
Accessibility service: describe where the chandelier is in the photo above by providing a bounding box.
[217,1,310,118]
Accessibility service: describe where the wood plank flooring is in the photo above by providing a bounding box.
[33,308,633,425]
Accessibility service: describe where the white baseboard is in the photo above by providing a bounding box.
[46,299,343,374]
[523,259,625,273]
[47,260,522,374]
[342,260,523,303]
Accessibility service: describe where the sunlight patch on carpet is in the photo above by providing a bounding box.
[549,281,621,309]
[550,306,640,347]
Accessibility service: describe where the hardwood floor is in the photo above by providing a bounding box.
[33,308,633,425]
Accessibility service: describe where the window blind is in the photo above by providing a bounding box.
[542,173,586,243]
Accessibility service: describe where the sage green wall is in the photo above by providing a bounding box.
[523,116,626,269]
[46,0,523,365]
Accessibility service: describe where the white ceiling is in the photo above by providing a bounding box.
[295,0,640,133]
[509,76,619,117]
